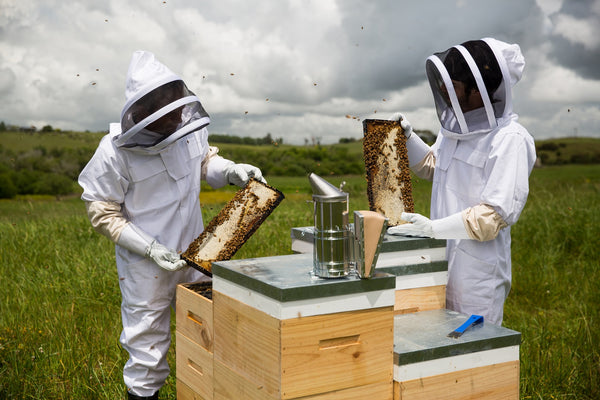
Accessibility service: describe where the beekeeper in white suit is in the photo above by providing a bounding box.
[78,51,265,400]
[388,38,536,326]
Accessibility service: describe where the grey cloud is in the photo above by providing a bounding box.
[540,0,600,79]
[0,67,17,93]
[547,36,600,79]
[0,0,598,142]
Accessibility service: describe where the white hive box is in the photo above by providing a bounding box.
[393,309,521,399]
[291,227,448,314]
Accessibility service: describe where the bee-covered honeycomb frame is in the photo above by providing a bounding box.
[182,179,284,276]
[362,119,414,226]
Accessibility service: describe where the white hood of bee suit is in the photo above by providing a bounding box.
[426,38,525,140]
[484,37,525,88]
[124,50,180,105]
[113,50,210,154]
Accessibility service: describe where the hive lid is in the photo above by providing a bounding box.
[291,226,446,252]
[376,260,448,277]
[393,309,521,366]
[212,253,395,302]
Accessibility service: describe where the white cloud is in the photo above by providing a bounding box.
[535,0,564,15]
[553,13,600,50]
[0,0,598,142]
[528,59,600,103]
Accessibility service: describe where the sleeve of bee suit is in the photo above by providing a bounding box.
[462,204,508,241]
[201,146,233,189]
[85,200,129,243]
[405,132,436,181]
[410,147,436,181]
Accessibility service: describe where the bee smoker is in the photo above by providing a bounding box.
[309,173,351,278]
[309,173,388,279]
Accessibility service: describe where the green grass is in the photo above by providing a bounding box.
[535,137,600,165]
[504,164,600,398]
[0,131,105,153]
[0,166,598,399]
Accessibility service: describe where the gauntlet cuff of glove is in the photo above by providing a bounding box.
[116,223,155,257]
[431,212,471,240]
[205,154,234,189]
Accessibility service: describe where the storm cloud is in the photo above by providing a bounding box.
[0,0,598,144]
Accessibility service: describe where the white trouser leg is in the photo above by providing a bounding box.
[117,257,208,396]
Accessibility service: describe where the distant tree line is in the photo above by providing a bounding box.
[222,144,366,177]
[0,122,597,198]
[0,144,94,199]
[208,133,283,146]
[0,121,58,133]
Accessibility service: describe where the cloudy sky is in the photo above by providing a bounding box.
[1,0,599,144]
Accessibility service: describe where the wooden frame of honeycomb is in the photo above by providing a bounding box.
[362,119,414,226]
[182,179,284,276]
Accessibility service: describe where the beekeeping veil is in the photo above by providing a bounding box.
[426,38,525,138]
[114,51,210,153]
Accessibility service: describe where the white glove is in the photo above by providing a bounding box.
[146,241,188,271]
[388,113,413,139]
[222,162,266,187]
[387,212,433,238]
[117,224,187,271]
[387,212,471,240]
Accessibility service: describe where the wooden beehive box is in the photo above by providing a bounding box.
[291,227,448,314]
[212,253,396,399]
[177,253,397,399]
[176,282,214,400]
[393,309,521,400]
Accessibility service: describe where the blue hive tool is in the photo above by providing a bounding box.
[447,315,484,338]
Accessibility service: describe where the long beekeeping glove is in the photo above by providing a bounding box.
[85,201,187,271]
[222,162,266,187]
[389,113,432,168]
[117,224,187,271]
[387,212,471,240]
[389,112,413,139]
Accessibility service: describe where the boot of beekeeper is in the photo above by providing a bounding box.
[387,38,536,326]
[78,50,265,399]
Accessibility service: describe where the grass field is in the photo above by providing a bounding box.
[0,165,599,399]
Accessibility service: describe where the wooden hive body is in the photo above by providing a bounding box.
[176,252,521,400]
[176,253,396,399]
[393,309,521,399]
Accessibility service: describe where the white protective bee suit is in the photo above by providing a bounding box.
[78,51,264,398]
[388,38,537,325]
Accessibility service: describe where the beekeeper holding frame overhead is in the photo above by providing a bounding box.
[388,38,536,326]
[79,51,265,400]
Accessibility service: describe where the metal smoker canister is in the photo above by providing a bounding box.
[309,173,350,278]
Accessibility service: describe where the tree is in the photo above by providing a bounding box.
[0,174,17,198]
